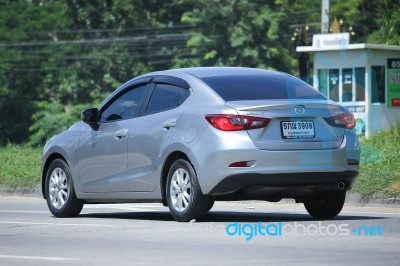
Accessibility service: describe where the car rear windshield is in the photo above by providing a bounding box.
[201,74,326,101]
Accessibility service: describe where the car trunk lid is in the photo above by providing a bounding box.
[226,99,346,150]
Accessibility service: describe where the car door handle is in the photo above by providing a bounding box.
[163,119,176,130]
[114,129,129,140]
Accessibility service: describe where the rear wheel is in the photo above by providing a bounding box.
[206,198,215,212]
[45,159,83,217]
[304,190,346,219]
[166,159,212,222]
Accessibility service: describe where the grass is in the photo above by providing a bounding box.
[0,122,399,197]
[353,121,400,197]
[0,144,42,189]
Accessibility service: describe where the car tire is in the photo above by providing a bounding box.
[45,159,83,217]
[206,198,215,212]
[166,159,212,222]
[304,190,346,219]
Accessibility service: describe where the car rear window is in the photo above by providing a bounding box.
[201,75,326,101]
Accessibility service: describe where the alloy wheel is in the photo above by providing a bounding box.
[48,167,69,210]
[169,168,192,212]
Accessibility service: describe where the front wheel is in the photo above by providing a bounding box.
[166,159,212,222]
[304,190,346,219]
[45,159,83,217]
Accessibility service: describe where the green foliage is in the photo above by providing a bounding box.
[327,0,400,45]
[336,0,380,43]
[1,0,400,147]
[28,101,90,147]
[354,121,400,196]
[367,0,400,45]
[0,0,66,145]
[0,1,193,146]
[0,86,35,144]
[0,144,41,188]
[175,0,295,71]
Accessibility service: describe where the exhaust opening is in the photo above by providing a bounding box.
[337,181,346,190]
[347,159,359,165]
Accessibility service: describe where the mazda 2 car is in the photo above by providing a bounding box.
[41,67,360,222]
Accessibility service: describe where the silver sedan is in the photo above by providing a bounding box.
[41,67,360,222]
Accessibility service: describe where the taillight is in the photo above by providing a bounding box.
[325,113,356,129]
[205,114,270,131]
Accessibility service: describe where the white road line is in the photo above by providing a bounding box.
[84,204,165,209]
[0,221,110,226]
[0,210,48,214]
[341,210,400,216]
[83,204,167,212]
[248,208,400,216]
[270,207,400,216]
[0,254,80,261]
[86,207,163,212]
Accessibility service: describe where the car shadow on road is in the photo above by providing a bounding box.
[78,210,387,223]
[199,211,386,223]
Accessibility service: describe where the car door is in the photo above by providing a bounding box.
[78,83,149,193]
[126,77,190,192]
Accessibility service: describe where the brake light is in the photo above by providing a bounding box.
[325,113,356,129]
[205,114,270,131]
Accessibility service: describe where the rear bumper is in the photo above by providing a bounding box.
[190,127,360,195]
[208,170,358,195]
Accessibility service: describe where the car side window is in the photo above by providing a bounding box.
[145,84,189,114]
[100,85,147,122]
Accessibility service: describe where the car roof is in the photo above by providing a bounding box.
[166,67,288,78]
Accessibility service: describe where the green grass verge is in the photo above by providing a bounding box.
[0,122,399,196]
[0,144,42,189]
[353,121,400,197]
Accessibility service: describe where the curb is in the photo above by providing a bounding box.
[345,192,400,207]
[0,185,42,198]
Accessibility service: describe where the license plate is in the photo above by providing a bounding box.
[281,121,315,139]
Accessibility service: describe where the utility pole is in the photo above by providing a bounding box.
[321,0,329,33]
[289,0,330,84]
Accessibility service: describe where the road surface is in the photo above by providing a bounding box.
[0,196,399,265]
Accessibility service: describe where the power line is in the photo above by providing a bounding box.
[0,23,194,36]
[0,26,211,73]
[0,43,189,58]
[0,33,190,47]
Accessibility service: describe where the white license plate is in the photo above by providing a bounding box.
[281,121,315,139]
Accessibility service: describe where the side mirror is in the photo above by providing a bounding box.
[81,108,99,130]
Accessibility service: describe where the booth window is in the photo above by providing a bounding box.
[318,67,366,103]
[328,69,339,102]
[318,69,328,97]
[371,66,385,103]
[342,68,353,102]
[355,68,365,101]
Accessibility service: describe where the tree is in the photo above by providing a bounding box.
[0,0,66,144]
[174,0,296,72]
[1,0,400,146]
[367,0,400,45]
[27,0,190,145]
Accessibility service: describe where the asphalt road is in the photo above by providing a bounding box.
[0,196,399,266]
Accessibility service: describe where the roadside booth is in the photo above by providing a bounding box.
[297,33,400,138]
